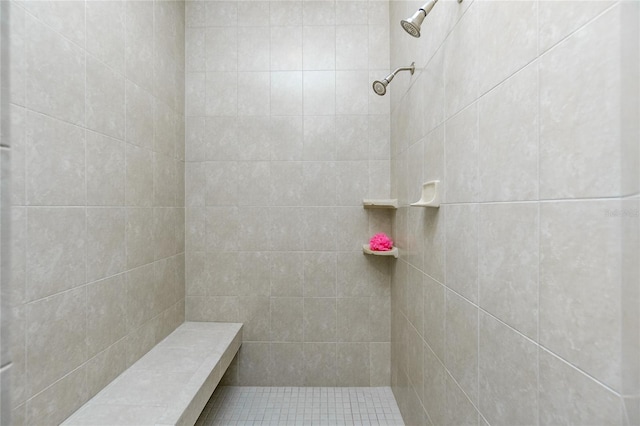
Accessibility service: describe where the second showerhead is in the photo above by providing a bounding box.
[401,0,463,38]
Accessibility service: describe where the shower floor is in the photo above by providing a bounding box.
[195,386,405,426]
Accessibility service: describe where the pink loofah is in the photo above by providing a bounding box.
[369,233,393,251]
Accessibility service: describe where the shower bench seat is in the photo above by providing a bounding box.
[62,322,243,426]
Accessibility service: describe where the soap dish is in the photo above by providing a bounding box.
[411,180,440,208]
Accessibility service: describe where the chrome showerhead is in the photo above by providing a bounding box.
[401,0,438,38]
[371,62,415,96]
[372,79,389,96]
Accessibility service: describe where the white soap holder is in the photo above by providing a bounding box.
[411,180,440,208]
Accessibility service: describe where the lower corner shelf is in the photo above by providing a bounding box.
[362,245,399,259]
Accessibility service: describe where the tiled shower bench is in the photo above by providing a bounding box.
[62,322,243,426]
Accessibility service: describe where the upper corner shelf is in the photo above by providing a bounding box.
[362,199,398,209]
[362,244,399,258]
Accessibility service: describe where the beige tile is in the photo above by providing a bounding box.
[539,5,625,199]
[539,349,622,425]
[9,3,26,108]
[205,252,239,296]
[237,162,270,207]
[26,208,86,301]
[270,252,304,297]
[152,154,177,207]
[423,275,445,362]
[538,0,614,53]
[445,373,479,426]
[336,161,368,206]
[268,207,305,251]
[26,366,87,426]
[154,101,178,158]
[479,312,538,426]
[125,81,154,150]
[25,14,85,125]
[238,27,270,71]
[444,104,478,203]
[207,207,240,252]
[423,344,446,426]
[271,72,303,116]
[478,64,538,202]
[154,207,178,259]
[86,274,127,358]
[86,132,125,206]
[445,204,478,303]
[86,0,125,74]
[270,162,303,206]
[237,252,271,297]
[302,162,336,206]
[336,25,368,70]
[303,71,335,115]
[337,297,370,342]
[406,265,424,337]
[125,144,153,207]
[303,26,335,70]
[270,343,304,386]
[238,342,271,386]
[206,72,238,116]
[10,305,26,407]
[304,342,337,386]
[477,0,537,94]
[303,1,335,26]
[271,297,303,342]
[540,200,622,390]
[444,5,478,117]
[85,339,127,399]
[370,296,390,342]
[125,208,154,269]
[478,203,538,340]
[270,26,302,71]
[406,325,424,404]
[370,342,390,386]
[86,57,125,140]
[237,296,270,342]
[336,343,369,386]
[238,72,270,116]
[86,208,126,283]
[26,287,87,397]
[304,298,336,342]
[25,112,85,206]
[302,207,337,251]
[270,1,302,26]
[9,106,25,205]
[303,252,337,297]
[125,1,154,92]
[445,290,478,405]
[125,264,157,330]
[303,116,336,161]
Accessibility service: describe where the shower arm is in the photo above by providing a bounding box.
[384,63,416,83]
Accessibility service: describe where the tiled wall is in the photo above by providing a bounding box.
[184,0,393,386]
[388,0,639,425]
[7,1,186,424]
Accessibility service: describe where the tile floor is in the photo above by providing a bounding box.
[195,387,405,426]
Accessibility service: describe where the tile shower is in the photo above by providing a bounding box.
[0,1,638,426]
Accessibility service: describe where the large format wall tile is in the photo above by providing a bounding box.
[539,5,623,199]
[11,1,186,423]
[389,0,636,425]
[478,203,538,340]
[540,200,621,390]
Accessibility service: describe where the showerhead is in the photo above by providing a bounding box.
[401,0,438,38]
[372,80,389,96]
[371,62,415,96]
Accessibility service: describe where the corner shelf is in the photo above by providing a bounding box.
[362,245,399,258]
[362,199,398,209]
